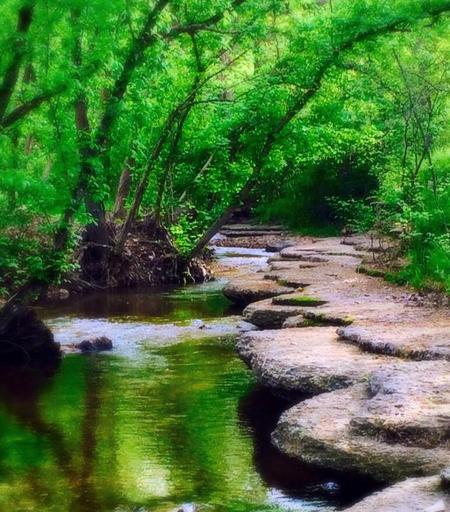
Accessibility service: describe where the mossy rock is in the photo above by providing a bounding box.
[357,266,386,278]
[303,311,354,327]
[273,295,327,307]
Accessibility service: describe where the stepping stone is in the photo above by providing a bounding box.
[264,272,311,289]
[223,278,294,306]
[222,230,284,237]
[338,325,450,360]
[343,476,449,512]
[351,362,450,448]
[236,327,390,394]
[265,240,295,252]
[279,248,329,262]
[221,224,284,233]
[243,298,304,328]
[272,383,450,482]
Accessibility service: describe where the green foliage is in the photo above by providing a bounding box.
[328,197,376,233]
[0,0,449,295]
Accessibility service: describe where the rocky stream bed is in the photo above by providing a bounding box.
[218,224,450,512]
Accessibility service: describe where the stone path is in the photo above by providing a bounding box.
[344,475,450,512]
[221,234,450,511]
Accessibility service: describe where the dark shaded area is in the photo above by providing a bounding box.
[239,385,382,508]
[0,305,61,365]
[77,337,113,353]
[38,284,237,320]
[77,216,209,290]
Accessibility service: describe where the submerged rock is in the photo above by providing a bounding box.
[191,319,206,329]
[77,336,113,353]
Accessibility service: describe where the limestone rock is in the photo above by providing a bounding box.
[338,325,450,361]
[265,241,295,252]
[351,362,450,448]
[236,327,389,394]
[223,278,293,306]
[243,299,304,328]
[273,384,450,482]
[343,476,449,512]
[282,314,307,328]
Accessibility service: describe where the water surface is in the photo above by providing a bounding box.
[0,271,375,511]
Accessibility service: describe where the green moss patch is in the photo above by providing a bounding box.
[273,295,327,307]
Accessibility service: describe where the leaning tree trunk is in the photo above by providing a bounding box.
[0,2,35,123]
[113,158,134,220]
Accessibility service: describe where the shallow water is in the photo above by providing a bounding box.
[0,268,374,512]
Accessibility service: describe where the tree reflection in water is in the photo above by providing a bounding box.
[0,337,378,512]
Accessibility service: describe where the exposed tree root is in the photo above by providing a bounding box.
[72,216,211,291]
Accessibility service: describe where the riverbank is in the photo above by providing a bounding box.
[222,230,450,511]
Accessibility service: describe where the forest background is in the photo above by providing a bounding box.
[0,0,449,300]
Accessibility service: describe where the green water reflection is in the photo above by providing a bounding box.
[0,283,374,511]
[0,338,286,512]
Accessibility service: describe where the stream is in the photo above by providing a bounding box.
[0,249,374,512]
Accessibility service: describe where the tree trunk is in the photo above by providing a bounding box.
[0,2,34,122]
[113,158,134,220]
[188,178,255,259]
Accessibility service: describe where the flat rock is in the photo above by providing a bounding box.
[344,476,449,512]
[273,384,450,482]
[243,298,304,328]
[282,314,307,328]
[279,248,329,262]
[264,272,311,289]
[351,362,450,448]
[338,325,450,360]
[223,277,293,306]
[265,240,295,252]
[222,230,284,237]
[236,327,389,394]
[221,224,284,233]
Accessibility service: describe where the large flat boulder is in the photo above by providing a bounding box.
[351,362,450,448]
[236,327,390,394]
[242,298,304,328]
[223,277,294,306]
[338,325,450,361]
[273,384,450,482]
[343,476,449,512]
[221,224,285,233]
